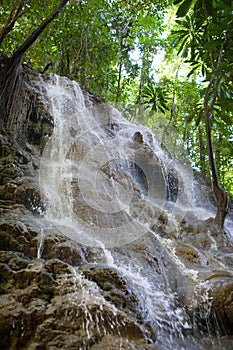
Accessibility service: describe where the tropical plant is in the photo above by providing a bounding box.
[172,0,233,228]
[142,84,170,114]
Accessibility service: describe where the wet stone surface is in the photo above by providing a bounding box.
[0,67,233,350]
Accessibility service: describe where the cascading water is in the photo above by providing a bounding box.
[39,74,233,349]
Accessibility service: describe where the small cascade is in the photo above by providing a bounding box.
[37,73,233,350]
[37,228,45,259]
[101,247,191,349]
[57,263,147,350]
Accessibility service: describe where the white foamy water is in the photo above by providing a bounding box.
[38,73,232,350]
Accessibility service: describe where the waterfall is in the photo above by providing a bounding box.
[39,74,194,248]
[38,74,233,350]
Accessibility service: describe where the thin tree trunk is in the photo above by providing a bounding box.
[115,59,123,103]
[198,122,205,176]
[115,36,124,103]
[137,45,152,125]
[215,133,222,173]
[204,68,228,229]
[137,45,150,105]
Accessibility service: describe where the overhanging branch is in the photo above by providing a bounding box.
[0,0,25,46]
[12,0,69,60]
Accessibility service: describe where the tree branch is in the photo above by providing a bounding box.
[12,0,69,60]
[0,0,25,46]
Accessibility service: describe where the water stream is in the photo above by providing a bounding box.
[38,74,233,349]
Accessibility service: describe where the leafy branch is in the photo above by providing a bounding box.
[0,0,26,46]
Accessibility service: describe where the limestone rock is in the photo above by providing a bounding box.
[207,277,233,332]
[90,335,156,349]
[0,66,233,350]
[0,254,153,350]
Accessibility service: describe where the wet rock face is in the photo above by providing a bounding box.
[0,66,233,350]
[90,335,156,349]
[133,131,143,144]
[0,213,156,348]
[208,277,233,333]
[0,251,154,350]
[0,214,158,349]
[0,67,157,349]
[80,265,143,321]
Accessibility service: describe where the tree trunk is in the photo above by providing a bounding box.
[215,133,222,175]
[115,59,123,103]
[0,57,23,132]
[115,36,124,103]
[202,44,229,229]
[198,122,206,176]
[204,93,228,229]
[137,45,151,105]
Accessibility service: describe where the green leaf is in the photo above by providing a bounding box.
[173,0,185,4]
[176,0,193,17]
[187,65,199,77]
[173,0,183,5]
[201,64,205,76]
[219,113,233,125]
